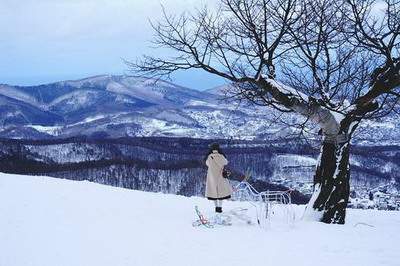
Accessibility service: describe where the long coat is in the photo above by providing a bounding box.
[205,151,232,200]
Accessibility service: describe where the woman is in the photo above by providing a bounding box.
[205,143,232,213]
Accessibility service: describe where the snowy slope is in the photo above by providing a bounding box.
[1,172,399,266]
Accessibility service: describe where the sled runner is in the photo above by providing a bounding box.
[192,206,214,228]
[192,206,237,228]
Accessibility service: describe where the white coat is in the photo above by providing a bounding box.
[205,150,232,200]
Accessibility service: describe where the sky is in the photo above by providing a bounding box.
[0,0,223,90]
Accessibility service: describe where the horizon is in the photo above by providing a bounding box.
[0,72,224,91]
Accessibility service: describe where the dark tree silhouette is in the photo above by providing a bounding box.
[130,0,400,224]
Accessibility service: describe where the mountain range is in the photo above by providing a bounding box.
[0,74,399,145]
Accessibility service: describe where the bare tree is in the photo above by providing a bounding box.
[129,0,400,224]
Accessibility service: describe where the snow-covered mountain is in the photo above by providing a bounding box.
[1,172,399,266]
[2,74,398,144]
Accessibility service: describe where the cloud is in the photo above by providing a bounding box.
[0,0,221,88]
[0,0,215,41]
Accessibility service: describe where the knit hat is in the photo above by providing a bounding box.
[210,143,220,150]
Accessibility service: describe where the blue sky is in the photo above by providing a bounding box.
[0,0,223,90]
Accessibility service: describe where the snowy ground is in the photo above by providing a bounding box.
[1,172,399,266]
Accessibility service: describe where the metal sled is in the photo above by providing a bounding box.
[233,181,295,227]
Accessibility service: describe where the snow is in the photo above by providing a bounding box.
[154,110,195,125]
[361,119,396,129]
[62,75,112,88]
[25,143,111,163]
[185,99,219,108]
[28,125,63,136]
[330,109,345,125]
[81,114,107,124]
[48,90,99,108]
[266,79,309,101]
[272,154,317,167]
[1,172,399,266]
[302,184,324,221]
[0,85,40,106]
[106,78,165,104]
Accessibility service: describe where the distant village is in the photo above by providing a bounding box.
[348,178,400,211]
[273,177,400,211]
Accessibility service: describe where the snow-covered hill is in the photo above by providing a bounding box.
[1,172,399,266]
[1,75,399,144]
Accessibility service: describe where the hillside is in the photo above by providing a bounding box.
[1,172,399,266]
[0,75,399,145]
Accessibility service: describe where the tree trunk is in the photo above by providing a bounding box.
[289,95,356,224]
[307,140,351,224]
